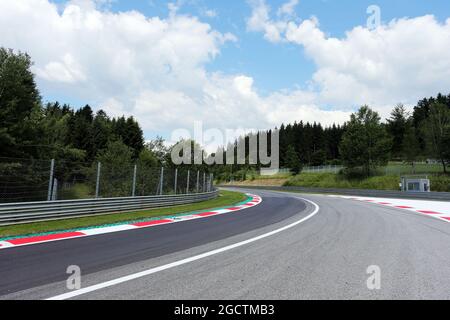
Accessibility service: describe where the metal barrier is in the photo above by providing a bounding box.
[0,190,219,226]
[221,185,450,201]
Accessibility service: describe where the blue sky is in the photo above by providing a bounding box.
[100,0,450,93]
[2,0,450,141]
[45,0,450,97]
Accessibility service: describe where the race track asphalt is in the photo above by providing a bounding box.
[1,189,450,300]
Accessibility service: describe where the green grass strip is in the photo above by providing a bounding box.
[0,190,249,240]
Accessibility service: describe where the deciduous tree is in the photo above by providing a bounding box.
[339,106,392,177]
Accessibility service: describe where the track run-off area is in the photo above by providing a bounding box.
[1,188,450,300]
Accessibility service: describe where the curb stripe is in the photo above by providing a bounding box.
[338,196,450,223]
[132,219,174,228]
[417,210,441,215]
[0,194,262,250]
[196,212,219,217]
[0,241,12,248]
[7,232,85,245]
[82,225,138,236]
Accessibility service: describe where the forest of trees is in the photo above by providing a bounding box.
[210,94,450,181]
[1,47,450,197]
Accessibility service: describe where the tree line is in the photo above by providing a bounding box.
[210,96,450,181]
[1,47,450,188]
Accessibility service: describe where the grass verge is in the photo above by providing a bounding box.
[284,172,450,192]
[0,190,247,239]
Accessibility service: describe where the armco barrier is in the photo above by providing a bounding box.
[220,185,450,201]
[0,190,219,226]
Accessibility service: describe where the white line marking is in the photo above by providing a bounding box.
[0,241,13,248]
[46,197,319,300]
[82,225,138,236]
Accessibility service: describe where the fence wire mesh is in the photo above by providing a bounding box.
[0,157,51,203]
[0,157,213,204]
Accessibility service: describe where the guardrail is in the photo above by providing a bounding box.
[0,190,219,226]
[221,185,450,201]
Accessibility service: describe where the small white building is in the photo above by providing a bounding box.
[400,176,431,192]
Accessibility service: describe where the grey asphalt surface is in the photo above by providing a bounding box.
[0,191,304,296]
[2,189,450,300]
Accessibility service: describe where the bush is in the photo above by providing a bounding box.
[339,167,384,180]
[430,174,450,192]
[285,172,450,192]
[285,173,399,191]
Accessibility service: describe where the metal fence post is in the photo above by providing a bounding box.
[47,159,55,201]
[196,170,200,193]
[186,170,190,194]
[52,178,58,201]
[156,172,160,196]
[159,167,164,195]
[210,173,214,191]
[95,162,101,198]
[132,164,137,197]
[203,172,206,192]
[174,168,178,194]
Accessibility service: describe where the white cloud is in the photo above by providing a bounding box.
[246,0,298,43]
[3,0,449,143]
[202,9,218,18]
[0,0,351,141]
[287,15,450,114]
[248,1,450,118]
[36,53,87,83]
[277,0,298,17]
[246,0,282,42]
[262,90,350,126]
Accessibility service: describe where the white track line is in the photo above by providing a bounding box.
[46,197,319,300]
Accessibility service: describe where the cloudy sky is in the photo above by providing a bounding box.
[1,0,450,141]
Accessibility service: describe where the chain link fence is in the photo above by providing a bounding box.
[295,163,444,176]
[0,157,52,203]
[0,157,213,204]
[382,163,445,176]
[302,165,344,174]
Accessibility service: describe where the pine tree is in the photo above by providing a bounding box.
[68,105,94,160]
[92,110,112,157]
[285,145,302,174]
[386,104,409,159]
[124,116,144,158]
